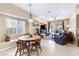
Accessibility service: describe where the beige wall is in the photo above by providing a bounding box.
[0,15,6,42]
[64,19,70,30]
[0,3,47,24]
[69,8,76,35]
[0,3,48,42]
[33,16,47,24]
[0,3,29,19]
[0,14,27,42]
[31,16,48,34]
[0,3,29,42]
[76,5,79,33]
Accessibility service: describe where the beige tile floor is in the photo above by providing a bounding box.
[0,39,79,56]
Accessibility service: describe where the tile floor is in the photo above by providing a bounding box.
[0,38,79,56]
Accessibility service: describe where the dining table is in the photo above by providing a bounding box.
[17,35,41,56]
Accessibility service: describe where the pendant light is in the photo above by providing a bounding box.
[28,3,34,22]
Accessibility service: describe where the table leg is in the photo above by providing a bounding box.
[27,42,31,56]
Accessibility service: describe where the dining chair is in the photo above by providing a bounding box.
[15,40,28,56]
[31,39,42,55]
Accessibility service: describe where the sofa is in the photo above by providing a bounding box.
[54,31,75,45]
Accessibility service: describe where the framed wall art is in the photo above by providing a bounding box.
[33,20,39,26]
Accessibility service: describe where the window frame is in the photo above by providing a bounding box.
[6,17,26,36]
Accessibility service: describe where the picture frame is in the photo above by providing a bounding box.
[33,20,39,26]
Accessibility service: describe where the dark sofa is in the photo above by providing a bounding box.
[54,31,75,45]
[54,32,68,45]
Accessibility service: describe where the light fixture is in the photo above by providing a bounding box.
[28,3,34,22]
[47,10,50,13]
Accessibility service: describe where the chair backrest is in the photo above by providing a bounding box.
[16,41,22,49]
[68,31,74,38]
[67,31,75,43]
[16,40,27,49]
[35,39,41,45]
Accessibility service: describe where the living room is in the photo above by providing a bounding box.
[0,3,79,56]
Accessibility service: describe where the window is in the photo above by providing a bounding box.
[50,21,63,33]
[6,17,25,35]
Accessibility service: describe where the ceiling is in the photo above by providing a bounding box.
[13,3,78,21]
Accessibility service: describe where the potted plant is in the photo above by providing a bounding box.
[5,33,10,42]
[36,28,40,34]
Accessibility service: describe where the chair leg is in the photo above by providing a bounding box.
[27,45,31,56]
[19,50,22,56]
[31,45,33,51]
[39,45,42,52]
[15,49,18,56]
[23,49,25,54]
[36,46,39,55]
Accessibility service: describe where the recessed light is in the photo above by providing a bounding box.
[47,11,50,13]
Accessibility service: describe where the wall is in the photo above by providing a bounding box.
[32,16,48,34]
[69,9,76,36]
[76,5,79,33]
[0,3,48,42]
[0,3,29,42]
[64,19,70,30]
[0,3,29,19]
[0,15,6,42]
[0,14,27,42]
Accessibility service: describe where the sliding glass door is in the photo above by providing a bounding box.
[50,21,63,33]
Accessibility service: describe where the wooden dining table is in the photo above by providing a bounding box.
[17,35,41,56]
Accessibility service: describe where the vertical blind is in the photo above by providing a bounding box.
[6,17,25,35]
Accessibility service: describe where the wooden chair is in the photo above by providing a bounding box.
[67,31,75,44]
[15,40,28,56]
[31,39,42,55]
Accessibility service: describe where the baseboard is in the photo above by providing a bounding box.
[0,45,16,52]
